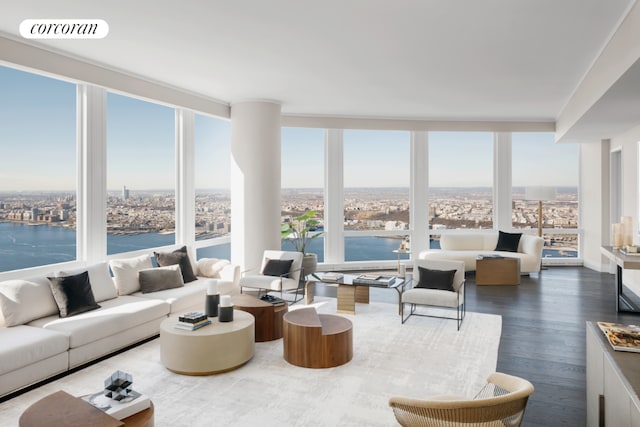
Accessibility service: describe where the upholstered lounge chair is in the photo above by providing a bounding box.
[389,372,535,427]
[401,259,465,330]
[239,250,304,303]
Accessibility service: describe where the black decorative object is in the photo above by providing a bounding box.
[219,305,234,322]
[205,294,220,317]
[104,370,133,401]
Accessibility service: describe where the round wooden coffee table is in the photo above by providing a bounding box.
[160,311,255,375]
[232,294,288,342]
[283,307,353,368]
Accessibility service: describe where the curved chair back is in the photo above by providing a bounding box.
[389,372,534,427]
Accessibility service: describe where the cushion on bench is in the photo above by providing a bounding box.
[133,277,210,314]
[0,325,68,375]
[28,296,169,348]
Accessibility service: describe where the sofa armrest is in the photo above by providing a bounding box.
[197,258,237,281]
[520,235,544,256]
[219,263,240,287]
[418,250,432,259]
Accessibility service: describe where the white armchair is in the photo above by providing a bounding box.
[401,259,466,330]
[239,250,304,303]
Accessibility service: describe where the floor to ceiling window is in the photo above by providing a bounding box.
[512,133,579,258]
[343,130,410,261]
[0,65,583,275]
[0,66,77,272]
[280,127,325,261]
[428,132,494,248]
[194,113,232,260]
[106,93,176,255]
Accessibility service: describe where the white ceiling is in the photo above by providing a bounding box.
[0,0,635,123]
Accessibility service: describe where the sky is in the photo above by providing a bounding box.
[0,65,76,191]
[283,129,578,188]
[0,64,578,192]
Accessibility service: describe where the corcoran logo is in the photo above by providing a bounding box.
[19,19,109,39]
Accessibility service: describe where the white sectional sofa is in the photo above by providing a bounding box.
[0,249,239,398]
[419,232,544,274]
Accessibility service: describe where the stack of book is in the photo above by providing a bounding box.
[175,311,211,331]
[260,294,286,306]
[619,246,640,256]
[477,254,504,259]
[598,321,640,353]
[353,274,396,286]
[321,272,344,282]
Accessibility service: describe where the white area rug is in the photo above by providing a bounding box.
[0,299,501,426]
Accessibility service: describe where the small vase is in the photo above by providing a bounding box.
[219,305,234,322]
[205,294,219,317]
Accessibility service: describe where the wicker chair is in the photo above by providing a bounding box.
[388,372,534,427]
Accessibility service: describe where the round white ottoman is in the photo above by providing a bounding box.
[160,310,255,375]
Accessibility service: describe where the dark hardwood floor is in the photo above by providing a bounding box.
[315,266,635,426]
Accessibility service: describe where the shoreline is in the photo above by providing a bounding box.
[0,220,173,236]
[0,221,579,256]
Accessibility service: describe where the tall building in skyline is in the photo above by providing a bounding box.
[122,185,129,200]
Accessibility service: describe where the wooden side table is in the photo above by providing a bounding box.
[19,390,154,427]
[283,307,353,368]
[232,294,288,342]
[476,256,520,285]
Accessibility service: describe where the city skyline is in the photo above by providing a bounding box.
[0,184,579,196]
[0,184,579,269]
[1,64,578,192]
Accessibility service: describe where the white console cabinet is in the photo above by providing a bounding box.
[586,322,640,427]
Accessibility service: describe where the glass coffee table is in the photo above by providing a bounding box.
[306,273,411,315]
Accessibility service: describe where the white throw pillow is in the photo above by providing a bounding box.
[109,254,153,295]
[0,278,60,327]
[197,258,228,278]
[59,262,117,302]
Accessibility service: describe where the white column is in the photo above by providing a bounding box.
[175,109,196,257]
[493,132,512,231]
[581,140,610,271]
[230,101,282,272]
[411,132,429,257]
[324,129,344,263]
[77,85,107,264]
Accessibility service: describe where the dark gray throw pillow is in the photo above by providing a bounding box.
[138,265,185,294]
[262,258,294,277]
[154,246,197,283]
[47,271,101,318]
[416,267,457,292]
[494,231,522,252]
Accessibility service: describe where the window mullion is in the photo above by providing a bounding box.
[411,131,429,257]
[175,109,195,252]
[77,84,107,264]
[494,132,512,231]
[324,129,344,263]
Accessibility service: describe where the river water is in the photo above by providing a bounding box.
[0,222,576,272]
